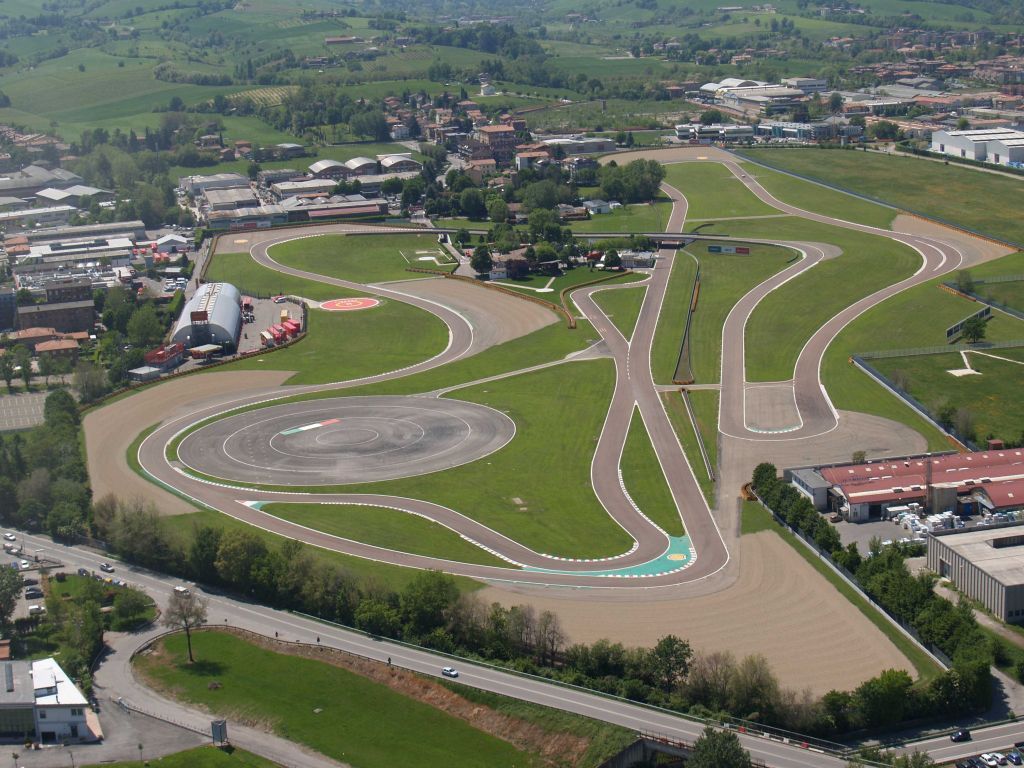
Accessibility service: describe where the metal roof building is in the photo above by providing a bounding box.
[930,127,1024,165]
[928,523,1024,623]
[171,282,242,350]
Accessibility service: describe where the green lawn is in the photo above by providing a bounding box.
[173,359,632,558]
[736,160,897,230]
[83,746,277,768]
[224,304,448,385]
[205,252,448,384]
[663,162,776,220]
[700,217,921,382]
[661,391,714,505]
[686,242,795,383]
[493,267,643,309]
[872,349,1024,445]
[206,251,359,301]
[263,503,510,567]
[821,251,1024,450]
[621,408,684,536]
[134,632,541,768]
[739,502,941,681]
[269,233,455,285]
[292,360,634,558]
[689,389,719,481]
[738,148,1024,243]
[977,280,1024,312]
[591,284,647,340]
[650,254,697,384]
[568,201,672,233]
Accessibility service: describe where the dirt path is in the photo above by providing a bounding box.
[481,530,914,695]
[83,371,293,514]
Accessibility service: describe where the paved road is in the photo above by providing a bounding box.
[22,532,845,768]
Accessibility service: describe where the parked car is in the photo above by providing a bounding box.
[24,588,42,600]
[993,756,1008,766]
[99,563,115,573]
[951,729,972,743]
[980,754,1001,767]
[18,560,29,570]
[77,567,89,577]
[441,666,459,678]
[173,586,190,596]
[3,533,15,542]
[1006,752,1022,766]
[27,605,45,616]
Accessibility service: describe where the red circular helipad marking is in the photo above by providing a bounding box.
[320,298,380,311]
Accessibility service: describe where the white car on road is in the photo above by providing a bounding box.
[2,533,15,542]
[441,666,459,678]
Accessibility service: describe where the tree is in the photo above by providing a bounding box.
[955,117,970,131]
[215,529,269,590]
[113,587,150,625]
[486,197,509,223]
[0,353,14,393]
[956,270,974,293]
[0,568,21,625]
[73,362,109,404]
[162,590,208,663]
[43,389,79,428]
[648,634,692,693]
[962,314,986,343]
[459,188,487,220]
[828,91,844,113]
[604,249,621,269]
[688,725,751,768]
[12,346,31,391]
[870,121,900,141]
[127,305,165,349]
[700,109,724,125]
[470,245,493,275]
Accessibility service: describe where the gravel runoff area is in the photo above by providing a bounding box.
[482,531,914,696]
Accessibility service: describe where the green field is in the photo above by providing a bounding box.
[688,389,719,482]
[204,251,449,384]
[84,746,277,768]
[872,350,1024,444]
[739,148,1024,244]
[264,503,510,567]
[976,279,1024,312]
[663,162,776,220]
[134,632,541,768]
[700,217,921,382]
[591,284,647,340]
[269,233,455,285]
[569,201,672,233]
[650,254,697,384]
[661,391,714,504]
[223,304,448,385]
[621,408,684,536]
[686,242,796,383]
[494,267,643,309]
[820,250,1024,450]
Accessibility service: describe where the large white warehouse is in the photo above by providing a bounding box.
[930,127,1024,166]
[171,282,242,350]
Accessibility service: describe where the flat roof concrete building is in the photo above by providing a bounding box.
[928,523,1024,623]
[204,187,259,211]
[930,127,1024,165]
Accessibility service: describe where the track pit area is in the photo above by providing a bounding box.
[176,396,515,486]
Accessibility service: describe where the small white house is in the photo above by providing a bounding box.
[0,658,95,743]
[583,199,611,215]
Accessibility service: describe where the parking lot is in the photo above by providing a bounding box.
[0,391,50,431]
[238,297,303,355]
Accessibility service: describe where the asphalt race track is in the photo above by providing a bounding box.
[176,396,515,485]
[137,148,972,589]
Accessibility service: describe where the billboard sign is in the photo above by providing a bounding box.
[946,305,991,340]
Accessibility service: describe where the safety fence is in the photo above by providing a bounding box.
[947,282,1024,324]
[857,339,1024,360]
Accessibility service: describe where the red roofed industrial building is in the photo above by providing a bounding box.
[792,449,1024,522]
